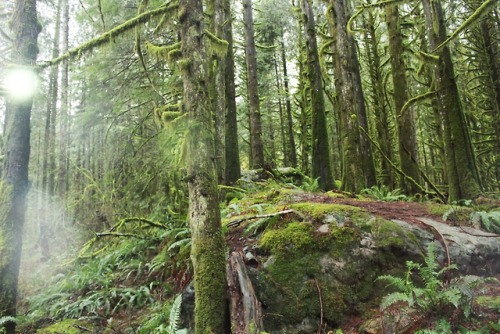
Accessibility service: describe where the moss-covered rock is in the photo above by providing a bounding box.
[36,319,95,334]
[288,202,362,223]
[260,222,317,255]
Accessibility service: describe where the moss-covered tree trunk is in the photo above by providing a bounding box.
[422,0,482,201]
[207,0,227,185]
[480,19,500,188]
[243,0,265,169]
[329,0,376,192]
[57,0,70,198]
[363,11,395,188]
[0,1,41,332]
[179,0,228,332]
[281,40,297,168]
[296,17,311,175]
[224,0,241,185]
[386,3,422,194]
[301,0,334,190]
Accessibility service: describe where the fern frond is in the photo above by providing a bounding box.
[377,275,408,291]
[169,294,183,333]
[380,292,414,310]
[0,316,16,326]
[167,238,191,252]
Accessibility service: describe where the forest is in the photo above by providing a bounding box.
[0,0,499,333]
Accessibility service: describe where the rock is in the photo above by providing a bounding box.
[392,217,500,275]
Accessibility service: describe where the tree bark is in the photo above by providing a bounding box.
[243,0,265,169]
[0,0,41,332]
[422,0,482,200]
[179,0,227,332]
[227,252,264,333]
[224,0,241,185]
[386,3,422,194]
[281,40,297,168]
[301,0,334,190]
[58,0,70,198]
[480,19,500,189]
[329,0,376,192]
[363,10,395,188]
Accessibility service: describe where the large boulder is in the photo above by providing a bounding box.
[237,201,499,333]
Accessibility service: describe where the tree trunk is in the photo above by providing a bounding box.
[480,19,500,189]
[179,0,227,332]
[329,0,376,192]
[243,0,265,169]
[224,0,241,185]
[281,40,297,168]
[274,53,288,166]
[297,10,311,176]
[363,10,395,188]
[301,0,334,190]
[58,0,70,198]
[386,3,422,194]
[0,1,41,332]
[208,0,227,185]
[422,0,482,200]
[39,0,62,262]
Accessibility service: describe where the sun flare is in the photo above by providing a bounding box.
[3,68,39,101]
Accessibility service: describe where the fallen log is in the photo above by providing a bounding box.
[226,251,264,334]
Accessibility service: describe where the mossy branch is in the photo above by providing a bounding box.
[255,43,278,50]
[204,29,229,57]
[40,3,178,68]
[347,0,407,34]
[135,0,168,103]
[145,41,182,63]
[398,90,436,120]
[359,126,445,200]
[432,0,498,52]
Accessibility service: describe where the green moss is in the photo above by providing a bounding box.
[36,319,94,334]
[476,295,500,311]
[370,218,406,248]
[260,222,316,255]
[257,253,347,330]
[288,202,362,221]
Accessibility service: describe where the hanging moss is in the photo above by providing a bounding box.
[145,41,182,63]
[203,29,228,58]
[41,3,179,67]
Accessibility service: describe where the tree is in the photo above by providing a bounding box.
[224,0,242,185]
[301,0,335,190]
[179,0,228,332]
[385,3,422,194]
[422,0,482,200]
[0,0,41,333]
[328,0,376,192]
[243,0,265,169]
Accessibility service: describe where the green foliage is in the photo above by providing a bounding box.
[415,319,452,334]
[361,185,407,201]
[299,176,320,192]
[470,211,500,233]
[0,316,16,333]
[378,243,462,313]
[377,243,482,331]
[167,294,187,334]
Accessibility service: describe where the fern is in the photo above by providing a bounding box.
[168,294,188,334]
[415,319,452,334]
[0,316,16,329]
[361,185,407,201]
[300,176,320,192]
[470,211,500,233]
[378,243,464,315]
